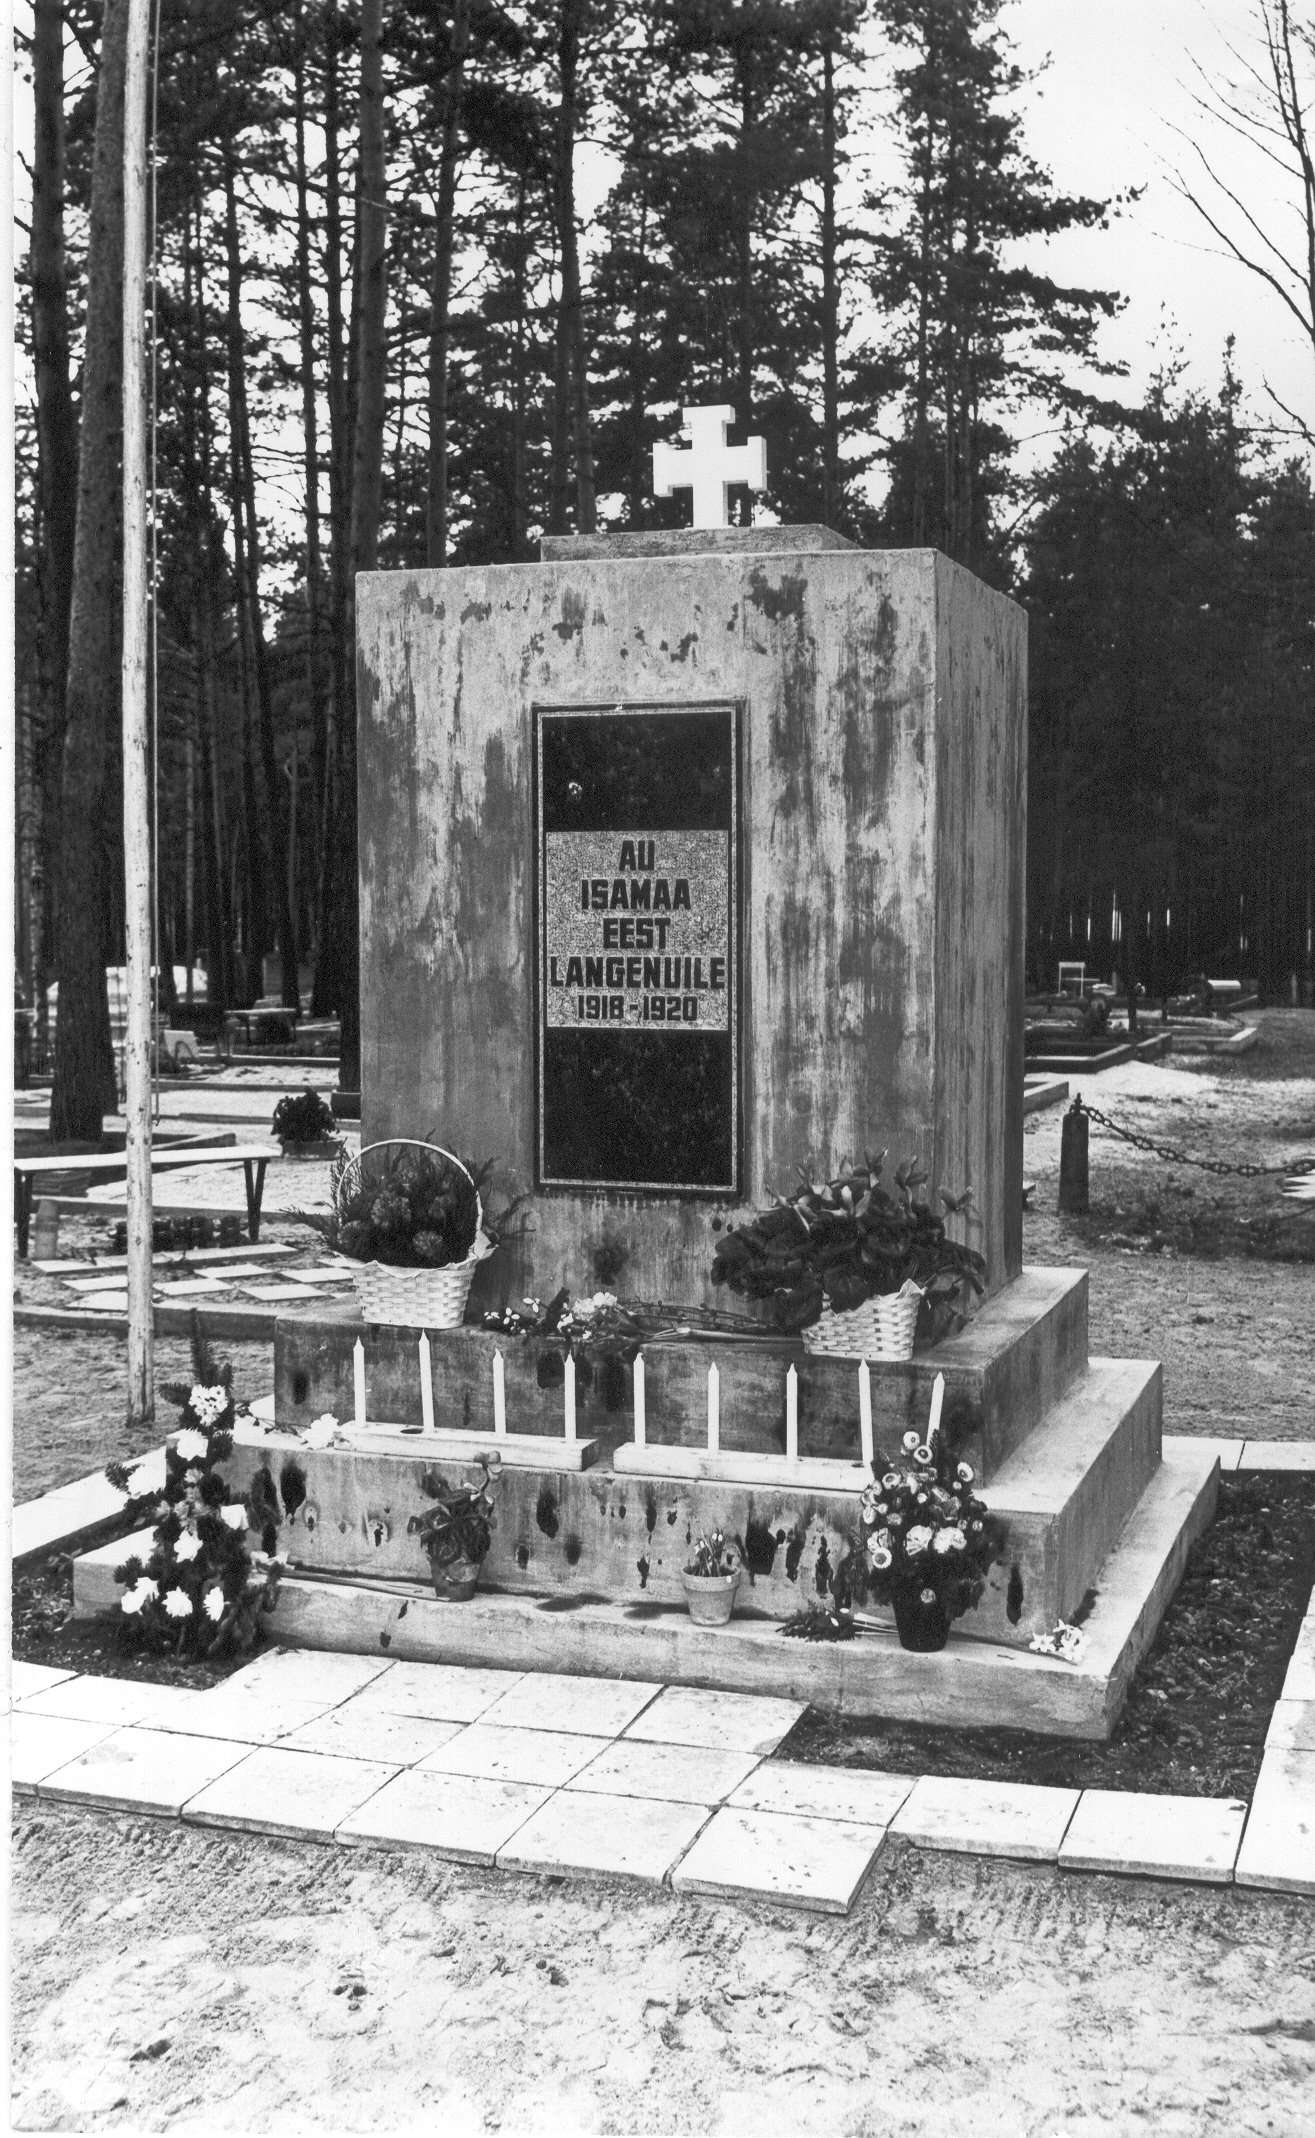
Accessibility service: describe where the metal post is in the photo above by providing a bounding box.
[122,0,154,1422]
[1059,1098,1089,1216]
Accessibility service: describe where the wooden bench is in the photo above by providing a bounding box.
[15,1141,280,1257]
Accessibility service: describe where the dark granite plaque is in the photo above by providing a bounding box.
[534,701,742,1193]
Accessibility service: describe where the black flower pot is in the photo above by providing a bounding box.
[893,1587,950,1653]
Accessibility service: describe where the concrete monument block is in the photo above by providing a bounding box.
[356,531,1025,1312]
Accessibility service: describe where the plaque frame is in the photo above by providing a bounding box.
[532,698,744,1198]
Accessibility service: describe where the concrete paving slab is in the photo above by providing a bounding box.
[730,1763,916,1828]
[228,1647,394,1704]
[10,1661,79,1701]
[1058,1789,1247,1883]
[890,1775,1080,1862]
[11,1713,118,1792]
[183,1744,399,1840]
[1237,1442,1315,1473]
[416,1722,614,1788]
[1265,1700,1315,1754]
[13,1449,165,1561]
[39,1726,249,1814]
[347,1660,524,1724]
[17,1675,207,1730]
[1235,1749,1315,1896]
[497,1787,710,1887]
[1162,1433,1244,1475]
[672,1805,883,1915]
[478,1671,662,1739]
[280,1706,465,1767]
[1281,1620,1315,1703]
[155,1686,332,1744]
[623,1686,807,1756]
[337,1769,552,1865]
[565,1737,762,1806]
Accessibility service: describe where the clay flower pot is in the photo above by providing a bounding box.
[682,1569,739,1626]
[428,1553,482,1603]
[892,1586,950,1653]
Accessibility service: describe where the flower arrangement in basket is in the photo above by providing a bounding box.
[846,1399,1007,1652]
[311,1140,500,1328]
[105,1318,284,1658]
[408,1453,502,1600]
[710,1152,986,1357]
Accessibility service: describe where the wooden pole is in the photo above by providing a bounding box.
[122,0,153,1422]
[3,0,20,1678]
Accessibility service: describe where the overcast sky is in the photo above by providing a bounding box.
[1003,0,1314,445]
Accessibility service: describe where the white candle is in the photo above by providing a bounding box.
[859,1358,874,1471]
[353,1337,366,1429]
[633,1352,646,1446]
[927,1371,945,1446]
[785,1364,799,1463]
[418,1332,434,1433]
[564,1352,576,1442]
[493,1350,507,1437]
[707,1363,720,1453]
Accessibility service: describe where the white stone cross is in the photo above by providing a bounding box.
[652,404,767,529]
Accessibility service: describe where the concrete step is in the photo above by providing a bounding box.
[216,1345,1154,1650]
[70,1444,1219,1741]
[271,1264,1090,1485]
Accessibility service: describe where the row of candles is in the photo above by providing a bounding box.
[349,1337,944,1468]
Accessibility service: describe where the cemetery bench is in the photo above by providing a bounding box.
[14,1140,279,1258]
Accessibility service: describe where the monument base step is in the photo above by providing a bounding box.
[72,1446,1218,1740]
[610,1446,870,1491]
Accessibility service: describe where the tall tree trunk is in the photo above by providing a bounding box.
[735,54,754,478]
[333,0,388,1091]
[51,0,129,1141]
[626,181,650,527]
[32,0,79,1018]
[557,0,595,532]
[820,38,840,529]
[313,0,348,1015]
[511,171,530,560]
[426,0,470,567]
[223,154,299,1007]
[293,0,326,959]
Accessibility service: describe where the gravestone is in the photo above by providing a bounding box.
[355,530,1025,1311]
[193,456,1219,1737]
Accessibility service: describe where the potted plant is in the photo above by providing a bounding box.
[271,1089,342,1159]
[409,1454,502,1600]
[681,1529,745,1626]
[710,1152,986,1358]
[848,1427,1006,1652]
[308,1140,500,1329]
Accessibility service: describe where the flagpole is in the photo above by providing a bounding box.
[123,0,153,1423]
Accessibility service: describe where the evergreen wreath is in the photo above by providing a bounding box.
[105,1316,284,1658]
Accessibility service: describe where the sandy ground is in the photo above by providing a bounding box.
[11,1805,1315,2137]
[11,1014,1315,2134]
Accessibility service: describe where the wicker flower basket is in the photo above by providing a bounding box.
[802,1280,924,1361]
[338,1141,485,1331]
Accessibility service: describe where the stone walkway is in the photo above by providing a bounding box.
[12,1621,1313,1910]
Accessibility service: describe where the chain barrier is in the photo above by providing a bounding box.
[1068,1094,1312,1179]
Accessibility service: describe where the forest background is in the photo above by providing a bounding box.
[12,0,1315,1139]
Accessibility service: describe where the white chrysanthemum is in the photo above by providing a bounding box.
[904,1524,934,1556]
[932,1526,966,1555]
[190,1384,230,1429]
[913,1443,934,1466]
[203,1586,226,1622]
[882,1471,900,1489]
[859,1486,883,1522]
[957,1462,974,1483]
[304,1414,338,1449]
[901,1431,920,1451]
[867,1544,893,1570]
[163,1588,193,1618]
[219,1503,247,1531]
[919,1586,938,1606]
[174,1428,209,1463]
[173,1529,202,1562]
[120,1578,158,1615]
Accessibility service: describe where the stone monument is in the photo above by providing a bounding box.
[199,415,1218,1738]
